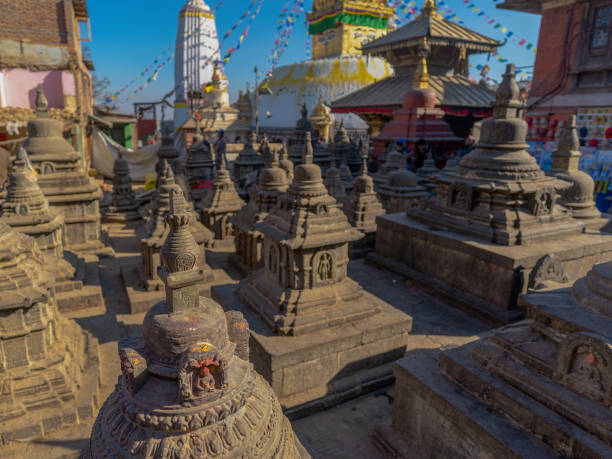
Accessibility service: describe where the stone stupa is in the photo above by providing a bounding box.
[182,126,215,203]
[233,131,265,182]
[372,142,405,189]
[0,221,100,441]
[377,167,429,213]
[259,133,273,165]
[549,115,605,229]
[374,259,612,457]
[155,130,181,176]
[1,148,103,311]
[279,142,294,182]
[323,157,347,203]
[102,152,140,222]
[287,104,332,172]
[370,64,612,323]
[327,120,358,175]
[230,150,289,275]
[343,153,386,258]
[197,155,245,248]
[85,189,309,458]
[123,161,214,313]
[22,85,106,255]
[212,132,412,416]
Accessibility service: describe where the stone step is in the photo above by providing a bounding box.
[440,342,612,457]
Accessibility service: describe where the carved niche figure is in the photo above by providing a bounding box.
[179,351,226,401]
[317,252,333,283]
[448,183,474,211]
[530,187,555,216]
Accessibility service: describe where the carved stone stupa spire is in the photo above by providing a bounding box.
[86,190,308,458]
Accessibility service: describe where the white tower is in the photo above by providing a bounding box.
[173,0,221,128]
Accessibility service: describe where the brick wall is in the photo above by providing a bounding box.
[529,3,585,99]
[0,0,71,45]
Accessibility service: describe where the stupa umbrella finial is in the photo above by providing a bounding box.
[303,131,314,165]
[557,115,580,154]
[35,84,49,118]
[359,140,369,176]
[493,63,523,119]
[413,39,431,89]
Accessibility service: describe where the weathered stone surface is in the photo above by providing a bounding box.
[327,120,360,176]
[370,65,612,322]
[372,143,405,189]
[374,260,612,458]
[102,152,140,223]
[22,85,106,255]
[213,134,411,414]
[85,189,308,458]
[1,148,103,312]
[230,151,289,275]
[324,161,347,203]
[343,153,386,258]
[197,156,245,247]
[0,222,100,442]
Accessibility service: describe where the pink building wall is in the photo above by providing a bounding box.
[0,69,75,109]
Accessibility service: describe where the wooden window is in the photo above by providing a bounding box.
[590,5,612,51]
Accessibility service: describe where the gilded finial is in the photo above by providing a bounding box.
[413,39,430,89]
[417,0,442,20]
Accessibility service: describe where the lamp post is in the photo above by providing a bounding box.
[254,66,260,138]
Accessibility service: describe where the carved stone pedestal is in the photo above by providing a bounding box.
[373,261,612,458]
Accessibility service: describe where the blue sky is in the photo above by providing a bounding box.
[87,0,542,114]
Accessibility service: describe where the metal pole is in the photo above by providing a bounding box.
[254,65,259,138]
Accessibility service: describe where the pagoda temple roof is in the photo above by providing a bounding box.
[332,73,494,115]
[362,12,499,53]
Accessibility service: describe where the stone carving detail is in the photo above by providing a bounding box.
[530,187,555,216]
[529,254,568,289]
[179,351,226,401]
[269,244,279,276]
[317,252,333,283]
[555,332,612,407]
[447,183,474,210]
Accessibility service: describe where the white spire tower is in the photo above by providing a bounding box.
[173,0,222,128]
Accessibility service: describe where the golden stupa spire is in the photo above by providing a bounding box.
[417,0,442,20]
[413,38,430,89]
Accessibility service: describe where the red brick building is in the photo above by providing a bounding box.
[0,0,94,158]
[499,0,612,143]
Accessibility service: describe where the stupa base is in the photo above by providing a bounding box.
[55,252,103,312]
[228,253,258,277]
[211,283,412,419]
[65,237,115,258]
[368,213,612,324]
[121,263,215,314]
[0,318,101,442]
[371,350,560,459]
[349,231,376,259]
[101,207,142,224]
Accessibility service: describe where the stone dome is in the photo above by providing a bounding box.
[259,154,289,190]
[387,169,418,188]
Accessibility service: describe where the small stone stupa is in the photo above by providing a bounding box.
[343,153,386,258]
[102,152,140,222]
[155,130,181,176]
[233,131,265,181]
[182,126,215,203]
[549,115,603,226]
[197,155,245,247]
[374,259,612,457]
[287,104,332,171]
[377,167,429,213]
[372,143,405,189]
[85,189,309,459]
[1,148,103,311]
[0,222,100,441]
[124,161,214,313]
[324,156,347,203]
[327,120,358,175]
[212,133,411,415]
[259,133,273,165]
[370,64,612,323]
[22,85,105,255]
[230,150,289,275]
